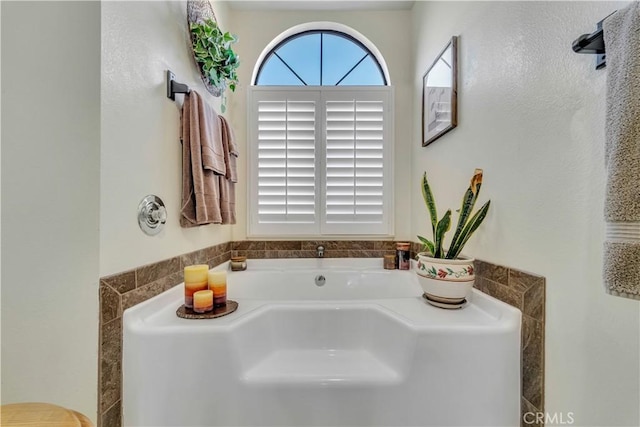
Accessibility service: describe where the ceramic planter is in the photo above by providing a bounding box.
[415,252,475,308]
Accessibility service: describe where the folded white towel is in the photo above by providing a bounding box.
[603,2,640,300]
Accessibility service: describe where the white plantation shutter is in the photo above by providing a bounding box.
[323,90,390,234]
[249,87,392,237]
[251,90,321,235]
[257,100,316,221]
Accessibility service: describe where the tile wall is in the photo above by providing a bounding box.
[231,240,399,259]
[474,260,546,427]
[98,242,232,426]
[98,241,545,427]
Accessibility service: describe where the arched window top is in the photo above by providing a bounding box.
[252,22,390,86]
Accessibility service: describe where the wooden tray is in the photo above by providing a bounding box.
[176,300,238,319]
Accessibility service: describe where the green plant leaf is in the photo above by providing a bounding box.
[421,172,438,240]
[447,200,490,259]
[448,169,483,258]
[190,19,240,94]
[417,235,435,255]
[433,209,451,258]
[209,68,219,84]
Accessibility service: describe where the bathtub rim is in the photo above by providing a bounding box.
[123,259,521,336]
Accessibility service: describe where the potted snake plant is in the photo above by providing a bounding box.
[416,169,491,308]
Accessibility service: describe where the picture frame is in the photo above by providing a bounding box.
[422,36,458,147]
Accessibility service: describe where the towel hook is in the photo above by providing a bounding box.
[167,70,190,100]
[571,11,616,70]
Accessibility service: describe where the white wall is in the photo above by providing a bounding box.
[101,0,233,276]
[411,2,639,426]
[1,1,100,423]
[229,8,413,241]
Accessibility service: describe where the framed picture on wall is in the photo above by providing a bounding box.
[422,36,458,147]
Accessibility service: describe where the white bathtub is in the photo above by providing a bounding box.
[123,258,521,427]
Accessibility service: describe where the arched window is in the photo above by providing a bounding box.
[255,31,387,86]
[248,23,393,237]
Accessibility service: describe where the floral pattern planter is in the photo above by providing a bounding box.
[417,262,474,280]
[416,252,475,307]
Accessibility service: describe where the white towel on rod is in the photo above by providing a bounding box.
[602,2,640,300]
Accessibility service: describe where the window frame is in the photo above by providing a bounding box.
[254,30,388,87]
[250,21,392,87]
[247,86,394,239]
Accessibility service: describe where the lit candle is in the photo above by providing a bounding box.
[184,264,209,308]
[193,290,214,313]
[208,270,227,307]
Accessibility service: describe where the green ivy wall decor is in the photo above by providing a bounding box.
[189,17,239,112]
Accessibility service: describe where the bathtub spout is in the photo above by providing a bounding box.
[316,245,325,258]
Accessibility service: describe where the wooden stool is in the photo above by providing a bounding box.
[0,402,93,427]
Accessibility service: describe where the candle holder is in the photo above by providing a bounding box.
[176,300,238,319]
[230,256,247,271]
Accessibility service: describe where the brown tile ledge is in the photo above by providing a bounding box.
[231,240,401,259]
[97,241,545,427]
[474,259,546,426]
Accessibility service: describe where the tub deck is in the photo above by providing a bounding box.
[123,258,521,427]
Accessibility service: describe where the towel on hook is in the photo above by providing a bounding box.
[180,90,223,227]
[602,2,640,300]
[219,115,238,224]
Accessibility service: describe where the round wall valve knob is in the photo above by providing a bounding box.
[138,195,167,236]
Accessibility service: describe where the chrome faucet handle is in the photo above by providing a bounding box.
[150,206,167,223]
[138,195,167,236]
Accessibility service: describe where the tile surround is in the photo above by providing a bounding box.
[474,259,546,426]
[98,240,545,427]
[97,242,231,427]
